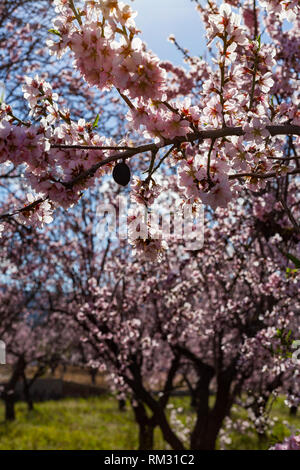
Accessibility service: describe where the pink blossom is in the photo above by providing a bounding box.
[270,434,300,450]
[243,117,270,144]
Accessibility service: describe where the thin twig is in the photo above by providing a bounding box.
[229,168,300,180]
[151,145,176,174]
[51,124,300,188]
[116,88,135,110]
[0,197,48,221]
[51,144,133,151]
[280,197,300,232]
[207,138,216,187]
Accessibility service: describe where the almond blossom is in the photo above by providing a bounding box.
[16,194,53,228]
[243,116,270,144]
[0,0,299,255]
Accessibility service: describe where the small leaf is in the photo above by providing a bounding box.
[256,34,261,49]
[92,113,100,129]
[48,29,61,37]
[285,252,300,269]
[276,328,282,338]
[286,267,298,276]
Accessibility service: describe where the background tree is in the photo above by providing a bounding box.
[40,182,300,450]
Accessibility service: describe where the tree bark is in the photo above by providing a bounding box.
[118,398,126,412]
[190,405,222,450]
[138,422,155,450]
[1,355,26,421]
[22,373,34,411]
[90,369,97,385]
[4,394,15,421]
[132,400,155,450]
[127,363,185,450]
[191,419,220,450]
[190,367,233,450]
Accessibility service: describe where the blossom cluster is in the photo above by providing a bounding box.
[270,433,300,450]
[128,178,168,261]
[0,76,116,225]
[0,0,300,260]
[260,0,300,22]
[62,194,300,448]
[48,0,166,100]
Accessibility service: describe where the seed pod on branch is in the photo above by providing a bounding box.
[112,161,131,186]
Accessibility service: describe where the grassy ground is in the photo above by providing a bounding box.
[0,395,298,450]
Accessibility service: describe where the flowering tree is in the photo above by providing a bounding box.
[42,182,299,450]
[0,0,299,450]
[0,0,299,261]
[0,0,127,238]
[0,311,78,420]
[270,432,300,450]
[0,211,82,420]
[0,0,126,122]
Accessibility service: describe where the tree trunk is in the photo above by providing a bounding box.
[24,387,34,411]
[22,372,34,411]
[132,400,155,450]
[27,399,34,411]
[128,363,185,450]
[118,398,126,412]
[4,394,15,421]
[190,368,233,450]
[190,395,197,409]
[1,355,26,422]
[138,422,155,450]
[190,415,219,450]
[257,431,268,449]
[90,369,97,385]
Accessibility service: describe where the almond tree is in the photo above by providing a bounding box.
[44,181,299,450]
[0,0,299,262]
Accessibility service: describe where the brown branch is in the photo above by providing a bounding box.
[51,144,133,150]
[253,0,258,40]
[207,138,216,187]
[116,88,135,110]
[53,124,300,189]
[1,125,299,221]
[279,197,300,232]
[0,197,48,221]
[229,168,300,180]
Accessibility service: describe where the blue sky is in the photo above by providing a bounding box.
[131,0,206,65]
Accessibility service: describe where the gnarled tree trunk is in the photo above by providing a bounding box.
[22,372,34,411]
[4,393,16,421]
[132,400,156,450]
[1,355,26,421]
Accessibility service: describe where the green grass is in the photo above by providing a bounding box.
[0,395,298,450]
[0,396,140,450]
